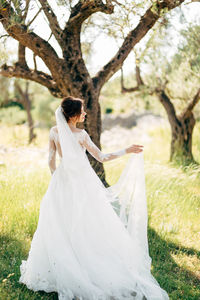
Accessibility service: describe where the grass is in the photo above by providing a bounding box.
[0,123,200,300]
[145,162,200,300]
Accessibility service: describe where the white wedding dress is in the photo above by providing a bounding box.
[19,106,169,300]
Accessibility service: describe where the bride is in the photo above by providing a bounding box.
[19,96,169,300]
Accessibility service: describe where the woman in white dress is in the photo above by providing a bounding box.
[19,96,169,300]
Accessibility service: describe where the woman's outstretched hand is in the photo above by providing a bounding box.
[126,144,144,154]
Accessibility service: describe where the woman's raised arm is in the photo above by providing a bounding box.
[82,130,143,163]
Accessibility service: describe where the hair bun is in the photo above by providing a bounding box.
[61,96,83,122]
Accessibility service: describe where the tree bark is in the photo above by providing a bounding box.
[158,90,198,164]
[170,113,195,164]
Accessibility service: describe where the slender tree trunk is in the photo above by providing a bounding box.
[24,93,36,144]
[15,82,36,144]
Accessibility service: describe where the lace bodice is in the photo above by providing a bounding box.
[48,126,126,174]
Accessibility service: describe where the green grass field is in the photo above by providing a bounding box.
[0,123,200,300]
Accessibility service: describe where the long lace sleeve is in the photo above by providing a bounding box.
[48,131,56,174]
[82,130,127,163]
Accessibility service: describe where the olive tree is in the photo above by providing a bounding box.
[0,0,186,179]
[121,20,200,164]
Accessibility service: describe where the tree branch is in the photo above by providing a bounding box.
[120,67,140,93]
[33,53,37,71]
[0,2,61,81]
[93,0,185,92]
[0,33,9,39]
[66,0,114,30]
[135,64,144,86]
[38,0,64,48]
[181,88,200,117]
[18,43,28,68]
[121,51,145,93]
[27,7,42,27]
[0,63,63,97]
[14,81,26,106]
[156,89,181,126]
[60,1,114,96]
[23,0,31,20]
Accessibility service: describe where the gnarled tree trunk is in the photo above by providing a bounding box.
[170,112,195,163]
[158,90,199,165]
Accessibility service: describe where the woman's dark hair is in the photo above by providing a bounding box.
[61,96,83,122]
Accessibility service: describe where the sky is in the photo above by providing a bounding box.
[0,1,199,81]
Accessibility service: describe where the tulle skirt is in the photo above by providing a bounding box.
[19,156,169,300]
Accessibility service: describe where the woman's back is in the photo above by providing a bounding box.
[49,126,86,156]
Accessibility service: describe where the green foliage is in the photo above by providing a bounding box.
[33,97,56,128]
[0,78,60,128]
[0,106,26,125]
[29,82,60,128]
[130,16,200,118]
[105,107,113,114]
[179,24,200,74]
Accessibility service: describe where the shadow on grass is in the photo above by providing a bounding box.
[0,230,200,300]
[148,228,200,300]
[0,234,58,300]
